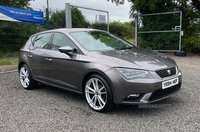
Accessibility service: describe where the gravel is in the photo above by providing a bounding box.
[0,55,200,132]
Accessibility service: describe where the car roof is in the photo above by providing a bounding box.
[31,28,104,36]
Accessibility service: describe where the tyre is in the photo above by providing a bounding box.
[84,74,114,112]
[174,51,186,56]
[19,64,38,90]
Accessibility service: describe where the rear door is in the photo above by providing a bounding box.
[28,33,52,82]
[45,32,79,90]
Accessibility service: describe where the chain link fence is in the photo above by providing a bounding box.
[0,21,45,53]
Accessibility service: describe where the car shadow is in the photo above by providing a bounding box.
[32,83,184,116]
[107,97,184,116]
[36,83,85,101]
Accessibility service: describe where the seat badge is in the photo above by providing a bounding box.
[167,69,171,75]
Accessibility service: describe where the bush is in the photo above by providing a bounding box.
[91,21,135,40]
[110,21,135,39]
[91,22,107,31]
[182,34,200,53]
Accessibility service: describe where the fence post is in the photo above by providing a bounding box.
[65,3,72,28]
[107,12,109,32]
[179,11,182,51]
[135,15,138,46]
[46,8,49,30]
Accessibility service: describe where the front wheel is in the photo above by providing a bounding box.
[84,74,114,112]
[19,64,38,90]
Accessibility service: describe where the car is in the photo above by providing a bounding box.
[18,28,182,112]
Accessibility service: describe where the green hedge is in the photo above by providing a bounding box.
[91,21,135,41]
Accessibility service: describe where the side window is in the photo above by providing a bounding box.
[50,33,77,52]
[33,33,51,49]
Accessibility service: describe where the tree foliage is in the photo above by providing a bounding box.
[0,0,30,9]
[71,7,90,28]
[49,7,90,29]
[191,0,200,11]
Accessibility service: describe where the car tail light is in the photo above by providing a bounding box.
[18,50,20,55]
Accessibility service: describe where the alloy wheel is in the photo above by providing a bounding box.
[20,66,30,88]
[85,77,107,111]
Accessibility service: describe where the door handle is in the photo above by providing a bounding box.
[28,54,32,58]
[46,58,52,62]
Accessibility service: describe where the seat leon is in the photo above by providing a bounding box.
[18,28,182,112]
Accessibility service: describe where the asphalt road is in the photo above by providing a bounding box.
[0,55,200,132]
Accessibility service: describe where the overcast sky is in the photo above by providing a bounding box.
[29,0,133,22]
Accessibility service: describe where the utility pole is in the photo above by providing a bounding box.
[47,0,49,10]
[46,0,49,30]
[65,3,72,28]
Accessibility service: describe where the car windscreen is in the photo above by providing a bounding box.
[70,31,134,51]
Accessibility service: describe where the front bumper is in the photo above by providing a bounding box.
[105,68,182,104]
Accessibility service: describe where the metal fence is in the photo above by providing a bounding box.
[135,11,182,52]
[0,21,45,53]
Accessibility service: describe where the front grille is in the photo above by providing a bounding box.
[149,83,181,101]
[156,67,176,78]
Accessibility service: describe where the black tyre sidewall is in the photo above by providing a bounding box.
[174,51,187,56]
[84,74,113,112]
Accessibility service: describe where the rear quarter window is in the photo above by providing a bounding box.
[33,33,52,49]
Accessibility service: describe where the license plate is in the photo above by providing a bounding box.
[162,77,178,89]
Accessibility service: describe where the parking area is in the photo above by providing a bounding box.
[0,55,200,132]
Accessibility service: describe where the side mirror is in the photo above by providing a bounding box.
[58,46,73,55]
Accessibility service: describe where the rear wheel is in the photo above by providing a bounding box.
[84,74,114,112]
[19,64,38,90]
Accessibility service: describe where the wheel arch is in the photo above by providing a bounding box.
[81,70,115,99]
[18,61,28,72]
[18,60,36,80]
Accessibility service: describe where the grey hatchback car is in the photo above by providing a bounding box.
[18,28,182,112]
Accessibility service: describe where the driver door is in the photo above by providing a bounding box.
[45,33,79,90]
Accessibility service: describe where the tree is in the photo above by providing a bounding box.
[191,0,200,11]
[0,0,30,9]
[71,7,90,28]
[49,7,90,29]
[49,10,66,29]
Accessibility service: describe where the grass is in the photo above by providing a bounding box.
[0,60,12,65]
[0,52,19,58]
[0,52,19,66]
[125,38,135,45]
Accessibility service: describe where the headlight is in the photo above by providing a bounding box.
[116,68,154,80]
[176,66,180,74]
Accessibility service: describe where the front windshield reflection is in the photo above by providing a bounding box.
[70,31,134,51]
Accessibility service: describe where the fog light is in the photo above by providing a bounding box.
[127,94,140,98]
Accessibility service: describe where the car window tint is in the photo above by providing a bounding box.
[50,33,77,52]
[33,33,51,49]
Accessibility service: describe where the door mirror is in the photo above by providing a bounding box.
[58,46,73,55]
